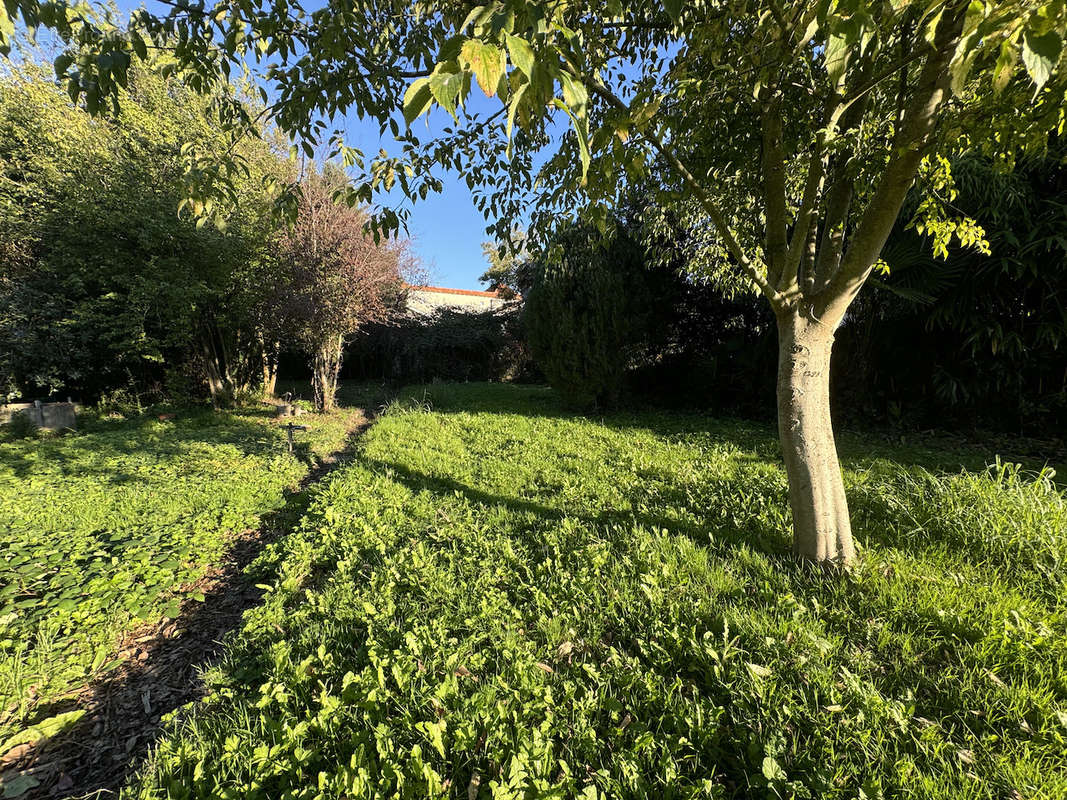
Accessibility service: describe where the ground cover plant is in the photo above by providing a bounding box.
[0,404,354,743]
[129,383,1066,799]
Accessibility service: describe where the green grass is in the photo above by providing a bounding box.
[0,404,354,740]
[113,384,1067,798]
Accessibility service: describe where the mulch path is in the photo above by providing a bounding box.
[0,410,374,799]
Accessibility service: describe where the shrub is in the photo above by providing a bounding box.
[345,306,531,384]
[524,224,651,408]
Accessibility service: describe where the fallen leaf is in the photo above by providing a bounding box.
[746,662,772,679]
[454,666,478,681]
[0,744,31,768]
[0,773,40,798]
[535,662,554,674]
[0,710,86,756]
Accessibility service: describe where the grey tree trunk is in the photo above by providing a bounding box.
[312,333,344,412]
[775,309,855,565]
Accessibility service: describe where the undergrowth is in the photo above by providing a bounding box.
[115,384,1067,798]
[0,404,354,740]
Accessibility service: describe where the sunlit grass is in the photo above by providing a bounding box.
[131,384,1066,798]
[0,404,354,738]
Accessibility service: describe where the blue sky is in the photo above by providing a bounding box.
[351,93,506,290]
[351,95,504,290]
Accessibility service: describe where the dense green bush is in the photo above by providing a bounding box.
[834,153,1067,433]
[345,306,531,384]
[525,224,652,408]
[0,62,286,404]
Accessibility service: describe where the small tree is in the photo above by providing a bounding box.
[275,175,408,412]
[525,223,649,408]
[480,226,532,299]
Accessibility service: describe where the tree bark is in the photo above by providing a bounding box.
[312,333,344,412]
[775,308,855,565]
[258,334,279,398]
[199,329,231,408]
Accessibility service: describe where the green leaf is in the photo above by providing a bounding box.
[403,77,433,126]
[761,756,787,782]
[505,32,535,77]
[559,72,588,116]
[825,32,850,87]
[130,31,148,60]
[1,774,40,798]
[461,39,505,97]
[429,69,464,119]
[0,710,86,756]
[0,3,15,42]
[505,81,529,157]
[551,98,590,183]
[53,51,74,79]
[1022,28,1062,89]
[662,0,682,25]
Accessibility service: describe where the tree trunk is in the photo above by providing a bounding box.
[775,309,855,565]
[200,332,230,408]
[259,334,279,398]
[312,333,344,413]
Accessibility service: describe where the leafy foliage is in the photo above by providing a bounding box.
[837,151,1067,430]
[347,306,531,385]
[7,0,1067,561]
[0,60,287,403]
[0,405,352,739]
[126,383,1067,799]
[480,226,532,300]
[525,223,653,408]
[269,172,412,411]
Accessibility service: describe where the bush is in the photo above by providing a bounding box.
[525,225,653,408]
[345,306,531,385]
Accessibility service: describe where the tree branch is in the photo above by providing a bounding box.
[822,1,969,316]
[760,95,790,288]
[585,80,782,305]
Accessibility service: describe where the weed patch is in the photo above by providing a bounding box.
[0,406,353,741]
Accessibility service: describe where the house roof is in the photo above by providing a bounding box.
[409,285,504,299]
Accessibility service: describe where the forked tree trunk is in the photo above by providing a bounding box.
[775,309,855,565]
[312,333,344,413]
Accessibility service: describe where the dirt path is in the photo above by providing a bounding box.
[0,410,375,799]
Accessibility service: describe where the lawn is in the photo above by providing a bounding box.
[115,383,1067,800]
[0,404,355,742]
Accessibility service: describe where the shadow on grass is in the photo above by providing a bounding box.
[363,455,796,568]
[0,409,304,484]
[401,382,1066,481]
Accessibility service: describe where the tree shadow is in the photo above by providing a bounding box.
[0,409,306,484]
[362,454,795,569]
[403,382,1066,481]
